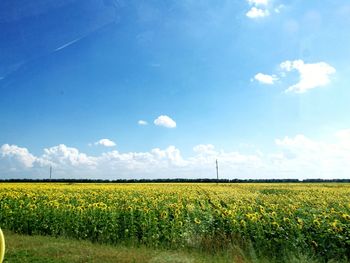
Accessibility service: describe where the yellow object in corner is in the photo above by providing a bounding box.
[0,228,5,263]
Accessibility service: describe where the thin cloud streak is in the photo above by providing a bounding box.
[54,37,83,52]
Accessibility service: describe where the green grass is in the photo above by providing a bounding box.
[2,230,233,263]
[2,230,329,263]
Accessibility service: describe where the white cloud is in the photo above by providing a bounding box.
[42,144,97,168]
[248,0,268,6]
[151,146,188,167]
[275,134,320,153]
[254,73,278,84]
[280,60,336,93]
[2,129,350,179]
[0,144,37,168]
[0,143,262,179]
[95,146,188,174]
[246,7,270,18]
[271,132,350,178]
[246,0,270,18]
[154,115,176,128]
[94,139,116,147]
[246,0,285,19]
[255,59,336,93]
[193,144,216,155]
[190,144,262,171]
[138,120,148,126]
[335,129,350,142]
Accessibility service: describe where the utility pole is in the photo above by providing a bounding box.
[49,166,52,181]
[216,159,219,184]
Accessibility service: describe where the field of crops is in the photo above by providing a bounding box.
[0,183,349,261]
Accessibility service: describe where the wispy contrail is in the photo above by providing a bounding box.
[54,37,83,52]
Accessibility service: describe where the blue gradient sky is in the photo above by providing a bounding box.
[1,0,350,179]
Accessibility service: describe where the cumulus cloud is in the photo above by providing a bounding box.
[335,129,350,143]
[42,144,97,168]
[154,115,176,128]
[193,144,216,155]
[246,7,270,18]
[190,144,262,171]
[254,73,278,84]
[280,60,336,93]
[0,144,37,168]
[254,59,336,93]
[248,0,268,6]
[138,120,148,126]
[246,0,283,18]
[2,129,350,179]
[246,0,270,18]
[271,132,350,178]
[94,139,116,147]
[0,142,262,179]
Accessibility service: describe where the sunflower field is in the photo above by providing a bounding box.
[0,183,349,261]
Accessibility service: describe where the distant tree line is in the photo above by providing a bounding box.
[0,178,350,183]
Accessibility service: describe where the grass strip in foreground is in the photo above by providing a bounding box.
[2,230,230,263]
[2,231,328,263]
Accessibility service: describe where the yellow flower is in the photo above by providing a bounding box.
[342,213,350,220]
[194,218,201,224]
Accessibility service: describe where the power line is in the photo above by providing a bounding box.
[216,159,219,184]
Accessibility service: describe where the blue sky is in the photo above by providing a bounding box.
[1,0,350,179]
